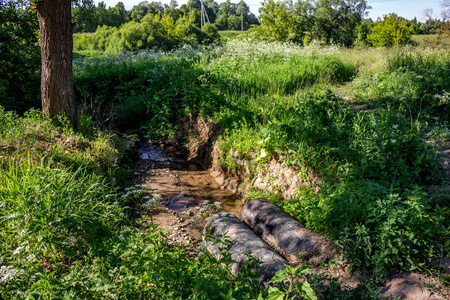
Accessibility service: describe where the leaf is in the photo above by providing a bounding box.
[296,281,317,300]
[266,286,285,300]
[269,268,290,283]
[295,264,311,275]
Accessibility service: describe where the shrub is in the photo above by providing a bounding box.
[0,7,41,113]
[368,13,412,47]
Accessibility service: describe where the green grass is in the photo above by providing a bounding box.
[218,30,245,39]
[0,108,265,299]
[3,40,450,298]
[70,42,449,279]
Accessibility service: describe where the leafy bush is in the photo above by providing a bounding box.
[368,13,412,47]
[88,25,117,50]
[74,13,219,53]
[284,182,447,276]
[0,6,41,113]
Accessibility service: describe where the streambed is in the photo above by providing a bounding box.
[135,142,244,217]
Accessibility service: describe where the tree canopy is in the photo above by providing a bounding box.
[368,13,412,47]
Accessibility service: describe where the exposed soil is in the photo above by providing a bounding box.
[129,115,450,299]
[380,273,449,300]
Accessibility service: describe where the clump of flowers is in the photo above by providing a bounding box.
[141,193,162,209]
[182,200,222,224]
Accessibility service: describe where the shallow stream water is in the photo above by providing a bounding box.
[137,143,244,217]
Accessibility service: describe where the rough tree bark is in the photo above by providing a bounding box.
[34,0,77,124]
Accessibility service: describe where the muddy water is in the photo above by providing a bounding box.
[137,143,244,217]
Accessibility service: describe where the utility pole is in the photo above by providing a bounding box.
[200,0,204,28]
[200,0,210,29]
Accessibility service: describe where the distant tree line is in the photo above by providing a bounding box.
[250,0,450,47]
[74,13,221,52]
[72,0,259,33]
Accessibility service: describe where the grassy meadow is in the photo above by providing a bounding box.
[412,34,450,48]
[218,30,245,39]
[1,39,450,298]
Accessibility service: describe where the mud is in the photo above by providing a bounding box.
[135,143,245,217]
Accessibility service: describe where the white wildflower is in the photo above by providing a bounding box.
[12,246,23,255]
[0,266,22,283]
[26,254,35,261]
[142,199,156,209]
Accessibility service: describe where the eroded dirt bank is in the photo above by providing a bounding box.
[131,115,449,299]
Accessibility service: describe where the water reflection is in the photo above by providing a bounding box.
[139,144,244,216]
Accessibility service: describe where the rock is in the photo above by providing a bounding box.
[203,214,288,283]
[380,272,448,300]
[240,198,332,260]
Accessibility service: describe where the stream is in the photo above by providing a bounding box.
[135,143,244,217]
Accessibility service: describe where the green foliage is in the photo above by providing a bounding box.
[206,40,354,99]
[108,19,171,51]
[86,25,117,50]
[0,162,264,299]
[72,1,128,32]
[254,0,303,43]
[0,5,41,113]
[285,181,448,276]
[268,264,317,300]
[295,0,371,46]
[368,13,412,47]
[74,13,219,52]
[354,21,371,45]
[349,47,450,113]
[73,48,219,137]
[0,107,264,299]
[0,108,122,175]
[174,18,206,43]
[202,22,221,42]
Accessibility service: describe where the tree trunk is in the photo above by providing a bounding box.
[35,0,77,124]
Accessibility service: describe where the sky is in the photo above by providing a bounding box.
[95,0,444,21]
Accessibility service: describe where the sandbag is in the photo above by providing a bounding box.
[203,213,288,283]
[240,198,332,260]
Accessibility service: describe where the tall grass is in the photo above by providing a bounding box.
[347,46,450,115]
[70,42,450,281]
[0,107,264,299]
[206,40,355,97]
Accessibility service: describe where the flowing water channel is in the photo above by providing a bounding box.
[136,143,245,217]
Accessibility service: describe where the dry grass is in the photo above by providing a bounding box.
[412,34,450,48]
